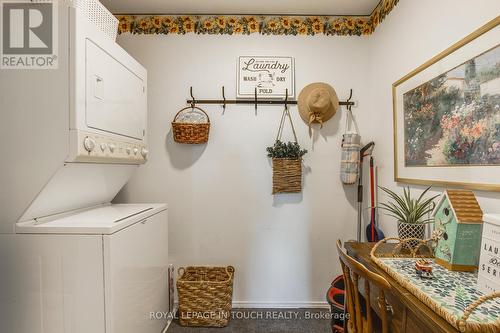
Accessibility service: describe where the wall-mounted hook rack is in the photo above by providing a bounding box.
[186,86,356,109]
[189,86,196,108]
[284,88,288,109]
[254,88,258,111]
[222,86,226,111]
[346,88,353,112]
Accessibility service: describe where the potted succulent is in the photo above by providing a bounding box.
[379,186,438,241]
[266,140,307,194]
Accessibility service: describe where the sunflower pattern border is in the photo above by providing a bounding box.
[116,0,398,36]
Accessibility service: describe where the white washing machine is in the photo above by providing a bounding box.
[3,204,168,333]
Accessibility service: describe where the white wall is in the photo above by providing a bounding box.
[115,1,500,306]
[366,0,500,236]
[115,34,370,307]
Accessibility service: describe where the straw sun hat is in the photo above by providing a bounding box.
[298,82,340,128]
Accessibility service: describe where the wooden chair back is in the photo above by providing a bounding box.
[336,240,392,333]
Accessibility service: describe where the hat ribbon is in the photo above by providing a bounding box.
[309,113,324,130]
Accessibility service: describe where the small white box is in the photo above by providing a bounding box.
[478,214,500,295]
[478,274,499,295]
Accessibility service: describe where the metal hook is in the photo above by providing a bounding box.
[190,86,195,108]
[346,88,353,111]
[284,89,288,109]
[222,86,226,111]
[254,87,258,111]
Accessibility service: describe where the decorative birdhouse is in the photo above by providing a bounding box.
[432,190,483,272]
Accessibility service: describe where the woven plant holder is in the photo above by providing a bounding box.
[272,158,302,194]
[172,106,210,144]
[370,238,500,333]
[271,106,303,194]
[177,266,235,327]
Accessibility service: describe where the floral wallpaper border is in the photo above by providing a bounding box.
[116,0,399,36]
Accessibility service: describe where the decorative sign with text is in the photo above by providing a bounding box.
[237,56,295,99]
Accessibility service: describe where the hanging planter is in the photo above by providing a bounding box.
[267,107,307,194]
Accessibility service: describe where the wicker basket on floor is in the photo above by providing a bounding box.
[172,106,210,144]
[272,158,302,194]
[177,265,235,327]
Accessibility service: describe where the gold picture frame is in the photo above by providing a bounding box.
[392,17,500,191]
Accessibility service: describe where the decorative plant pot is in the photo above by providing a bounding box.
[398,221,425,249]
[272,158,302,194]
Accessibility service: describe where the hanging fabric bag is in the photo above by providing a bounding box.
[340,108,361,185]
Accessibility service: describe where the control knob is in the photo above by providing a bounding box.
[83,137,96,152]
[108,143,116,153]
[133,147,139,155]
[126,147,131,155]
[141,147,149,159]
[100,143,107,152]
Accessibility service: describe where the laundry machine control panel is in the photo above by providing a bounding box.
[69,130,148,164]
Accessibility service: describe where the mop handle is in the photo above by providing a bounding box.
[370,157,375,241]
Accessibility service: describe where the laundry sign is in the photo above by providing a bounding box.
[237,56,295,99]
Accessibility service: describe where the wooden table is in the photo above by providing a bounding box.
[345,241,459,333]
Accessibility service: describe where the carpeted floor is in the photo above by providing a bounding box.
[168,309,332,333]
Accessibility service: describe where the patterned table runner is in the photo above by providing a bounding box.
[378,258,500,325]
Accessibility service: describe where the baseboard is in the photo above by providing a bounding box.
[172,301,330,309]
[232,301,330,309]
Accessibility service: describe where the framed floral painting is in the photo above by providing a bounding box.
[393,18,500,191]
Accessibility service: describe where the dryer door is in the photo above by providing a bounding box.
[85,39,146,140]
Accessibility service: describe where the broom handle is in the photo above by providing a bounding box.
[370,157,375,241]
[357,156,364,242]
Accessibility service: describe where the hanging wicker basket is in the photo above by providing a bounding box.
[272,158,302,194]
[177,265,235,327]
[172,106,210,144]
[270,106,305,194]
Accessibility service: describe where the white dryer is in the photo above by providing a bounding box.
[1,0,150,232]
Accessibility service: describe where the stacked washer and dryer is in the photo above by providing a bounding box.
[0,1,168,333]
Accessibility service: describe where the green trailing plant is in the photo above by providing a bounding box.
[266,140,307,159]
[379,186,439,224]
